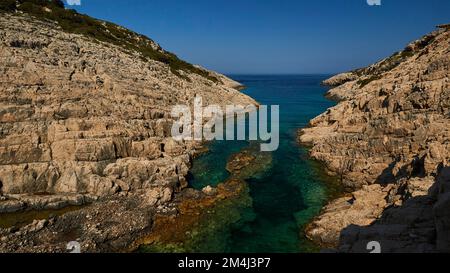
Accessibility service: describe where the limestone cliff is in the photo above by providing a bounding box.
[0,2,255,252]
[299,25,450,252]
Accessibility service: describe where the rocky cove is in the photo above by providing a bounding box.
[0,70,342,253]
[0,1,449,254]
[0,9,258,252]
[0,2,342,253]
[148,76,344,253]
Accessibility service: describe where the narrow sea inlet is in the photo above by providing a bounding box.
[188,75,342,252]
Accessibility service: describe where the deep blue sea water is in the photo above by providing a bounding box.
[188,75,340,253]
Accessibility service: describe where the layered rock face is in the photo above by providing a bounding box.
[0,14,254,206]
[0,11,255,252]
[299,25,450,252]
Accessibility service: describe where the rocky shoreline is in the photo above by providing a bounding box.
[2,2,449,254]
[299,25,450,252]
[0,9,256,253]
[0,147,260,253]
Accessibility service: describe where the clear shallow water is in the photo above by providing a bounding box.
[189,75,340,253]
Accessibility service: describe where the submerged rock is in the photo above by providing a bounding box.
[137,178,251,253]
[226,144,273,180]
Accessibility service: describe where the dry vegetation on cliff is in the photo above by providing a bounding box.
[0,0,219,82]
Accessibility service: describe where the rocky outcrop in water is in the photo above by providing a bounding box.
[299,25,450,252]
[0,4,255,252]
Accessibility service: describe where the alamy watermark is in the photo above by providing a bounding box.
[66,0,81,6]
[66,241,81,253]
[367,0,381,6]
[171,96,279,152]
[367,241,381,253]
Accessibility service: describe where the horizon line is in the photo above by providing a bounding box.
[224,72,338,76]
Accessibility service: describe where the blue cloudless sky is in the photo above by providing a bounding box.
[69,0,450,74]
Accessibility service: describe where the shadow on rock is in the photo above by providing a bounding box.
[339,166,450,253]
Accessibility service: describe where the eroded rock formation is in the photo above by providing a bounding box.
[299,25,450,252]
[0,8,255,252]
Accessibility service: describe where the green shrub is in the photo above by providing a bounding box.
[3,0,219,83]
[357,75,381,88]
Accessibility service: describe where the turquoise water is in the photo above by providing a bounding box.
[189,75,340,253]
